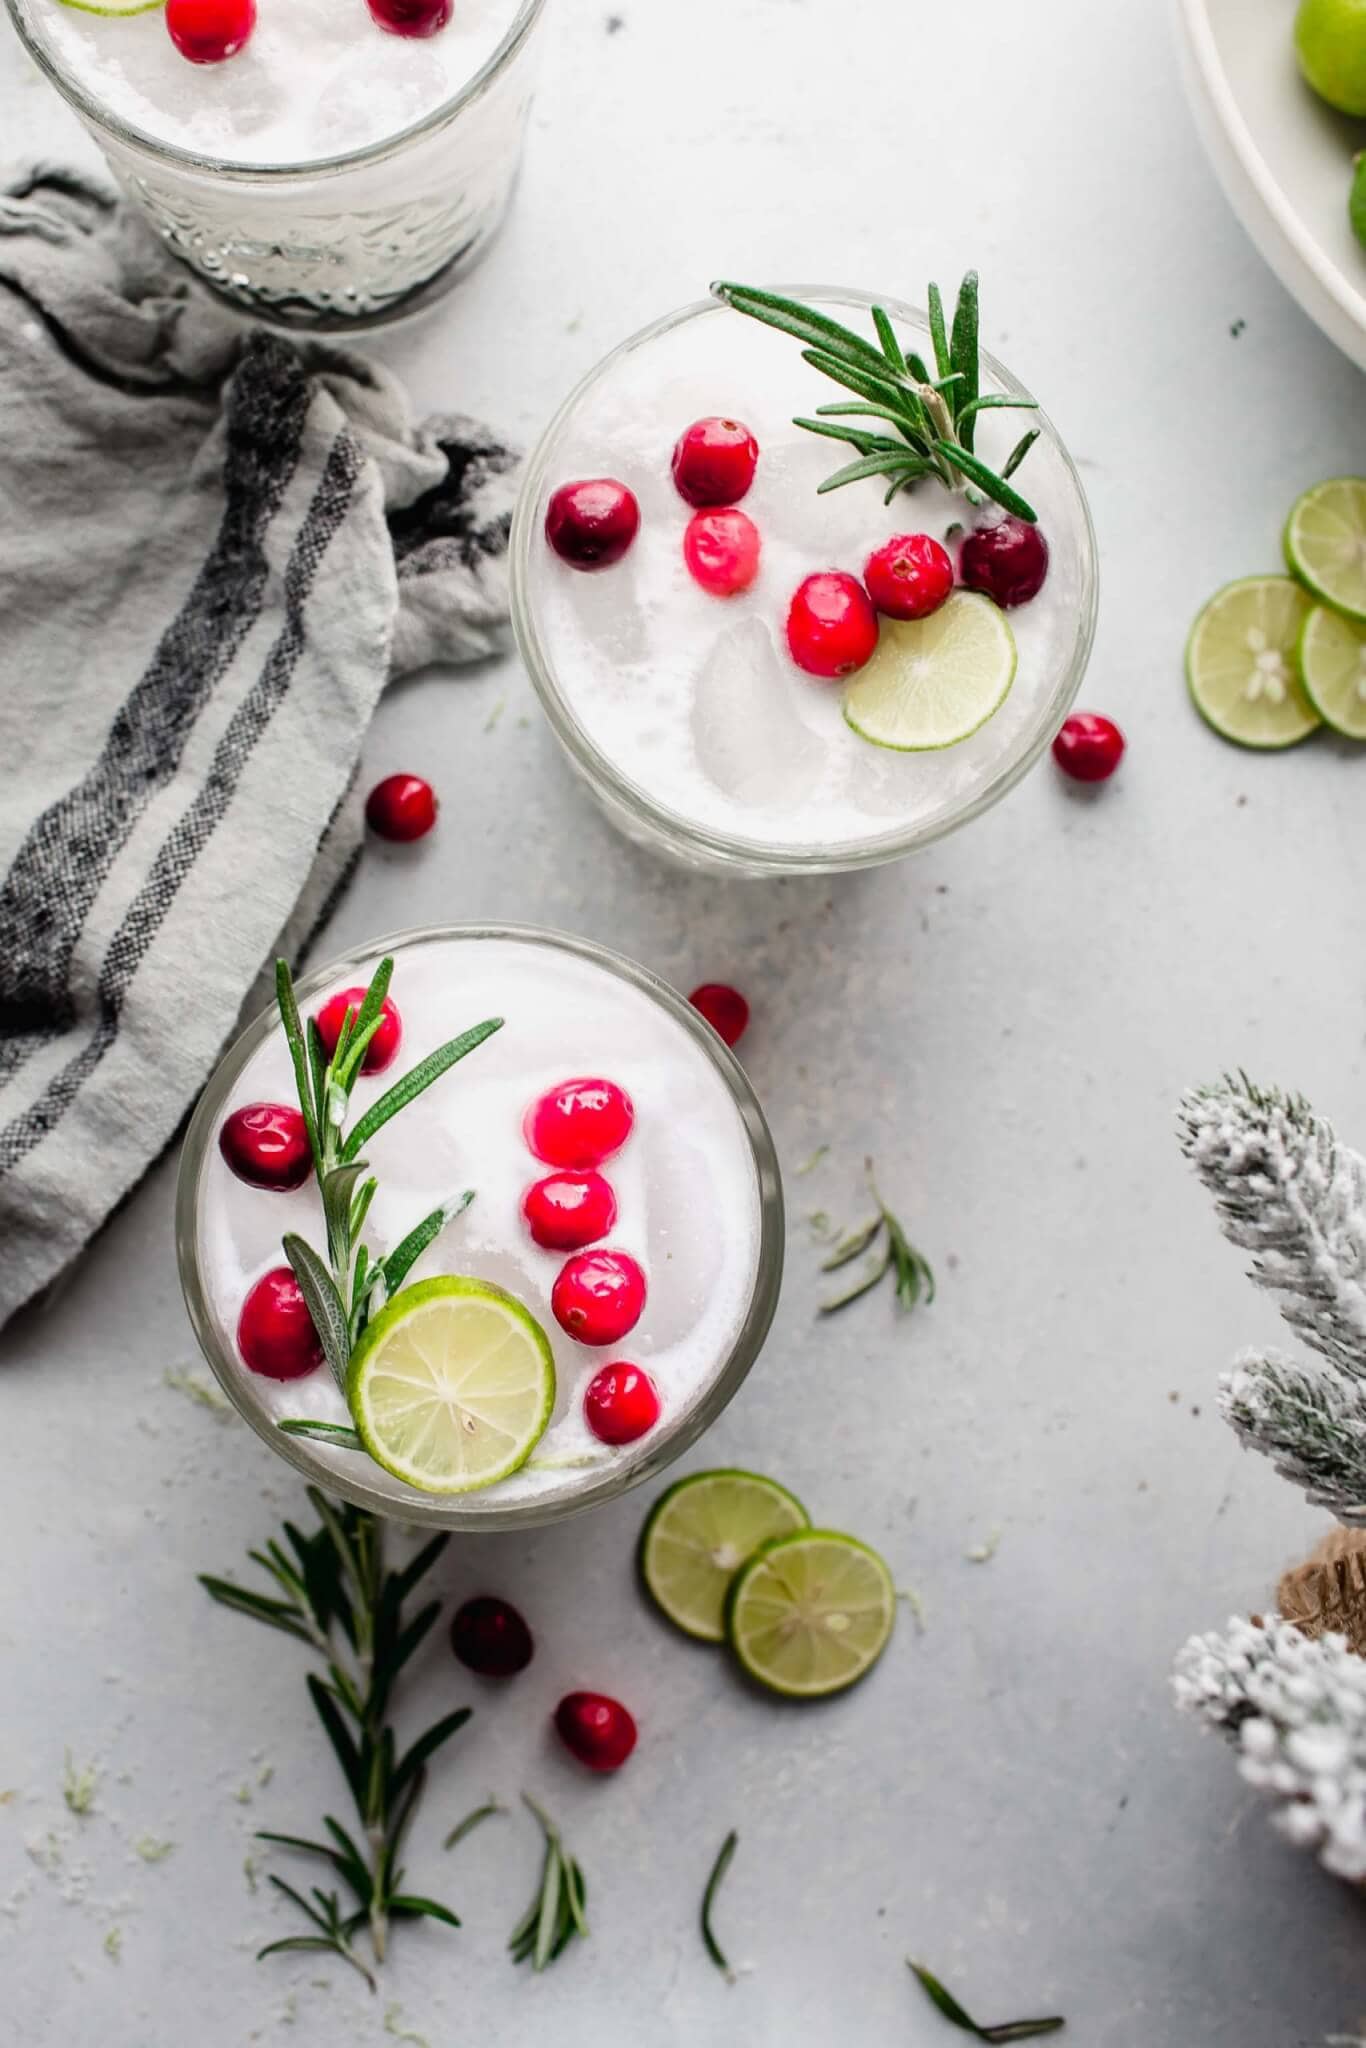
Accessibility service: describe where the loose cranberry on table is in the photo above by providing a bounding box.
[786,571,880,679]
[683,508,761,597]
[219,1103,311,1191]
[522,1170,618,1252]
[551,1249,646,1346]
[689,982,749,1048]
[863,533,954,620]
[1052,711,1126,783]
[165,0,255,62]
[554,1691,637,1773]
[451,1595,534,1678]
[958,517,1050,608]
[545,479,640,571]
[314,986,402,1074]
[584,1363,660,1446]
[365,774,437,844]
[524,1077,634,1169]
[671,416,759,508]
[366,0,452,33]
[237,1267,323,1381]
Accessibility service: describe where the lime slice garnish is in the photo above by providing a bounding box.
[1298,602,1366,739]
[1284,477,1366,621]
[55,0,165,14]
[347,1276,554,1495]
[724,1529,895,1698]
[1353,154,1366,252]
[842,591,1016,752]
[1185,575,1320,748]
[638,1469,810,1643]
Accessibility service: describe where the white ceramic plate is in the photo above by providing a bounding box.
[1173,0,1366,368]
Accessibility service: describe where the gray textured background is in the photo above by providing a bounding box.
[4,1,1366,2042]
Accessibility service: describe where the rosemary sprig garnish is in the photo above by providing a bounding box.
[710,275,1039,521]
[700,1828,738,1981]
[509,1796,588,1972]
[818,1160,935,1319]
[200,1492,469,1988]
[909,1961,1065,2041]
[444,1798,504,1852]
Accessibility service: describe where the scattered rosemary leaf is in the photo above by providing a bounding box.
[383,2006,431,2048]
[444,1798,504,1852]
[62,1753,98,1817]
[818,1161,935,1323]
[133,1835,175,1863]
[909,1960,1064,2041]
[103,1926,122,1962]
[510,1796,587,1972]
[164,1364,233,1416]
[701,1829,739,1982]
[965,1529,1002,1566]
[795,1145,829,1176]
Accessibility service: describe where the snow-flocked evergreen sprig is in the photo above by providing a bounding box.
[1220,1348,1366,1525]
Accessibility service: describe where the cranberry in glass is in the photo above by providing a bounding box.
[166,0,254,62]
[545,480,640,571]
[786,572,879,678]
[689,983,749,1048]
[551,1249,646,1346]
[314,986,402,1074]
[366,0,452,34]
[524,1077,634,1168]
[451,1595,534,1677]
[554,1691,637,1772]
[683,508,762,596]
[365,774,437,843]
[237,1267,323,1381]
[522,1170,618,1251]
[863,532,953,620]
[1053,711,1125,783]
[671,416,759,507]
[958,517,1050,608]
[219,1103,311,1190]
[583,1363,660,1445]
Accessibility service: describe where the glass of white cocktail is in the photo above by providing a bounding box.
[175,925,784,1528]
[2,0,544,326]
[511,276,1099,874]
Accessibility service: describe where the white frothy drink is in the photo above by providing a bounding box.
[192,933,766,1515]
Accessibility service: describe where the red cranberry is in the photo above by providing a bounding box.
[365,0,451,33]
[525,1077,634,1169]
[863,532,954,620]
[786,572,879,679]
[671,417,759,508]
[314,986,402,1075]
[1053,711,1126,783]
[584,1363,660,1445]
[165,0,254,61]
[451,1595,533,1677]
[365,774,437,843]
[551,1250,646,1346]
[683,508,761,597]
[219,1104,311,1191]
[522,1170,617,1252]
[554,1691,637,1772]
[545,480,640,571]
[237,1267,323,1381]
[689,983,749,1048]
[959,517,1049,608]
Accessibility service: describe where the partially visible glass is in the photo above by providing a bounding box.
[2,0,545,328]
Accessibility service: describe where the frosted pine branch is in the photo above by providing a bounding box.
[1178,1076,1366,1382]
[1173,1615,1366,1881]
[1221,1348,1366,1525]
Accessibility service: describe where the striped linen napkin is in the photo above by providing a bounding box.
[0,167,519,1329]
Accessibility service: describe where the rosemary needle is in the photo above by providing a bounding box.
[700,1829,739,1981]
[443,1799,503,1853]
[909,1960,1065,2042]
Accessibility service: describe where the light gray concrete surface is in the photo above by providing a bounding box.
[4,2,1366,2042]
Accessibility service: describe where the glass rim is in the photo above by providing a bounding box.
[174,921,786,1530]
[510,285,1101,876]
[2,0,545,181]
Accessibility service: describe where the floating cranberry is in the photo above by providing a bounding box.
[522,1170,618,1252]
[237,1267,323,1381]
[584,1363,660,1445]
[552,1249,646,1346]
[218,1103,311,1191]
[366,0,451,30]
[525,1077,634,1169]
[689,983,749,1048]
[683,508,762,597]
[365,774,437,843]
[545,479,640,570]
[863,532,954,620]
[786,572,880,679]
[451,1595,534,1677]
[314,986,402,1075]
[554,1691,637,1772]
[671,417,759,508]
[166,0,254,61]
[958,517,1050,608]
[1053,711,1126,783]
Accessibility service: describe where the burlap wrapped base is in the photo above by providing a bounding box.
[1278,1529,1366,1656]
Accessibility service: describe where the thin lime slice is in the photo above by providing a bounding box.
[347,1276,554,1495]
[1298,602,1366,739]
[639,1469,810,1643]
[842,591,1016,752]
[1185,575,1320,748]
[725,1529,895,1698]
[55,0,165,14]
[1284,477,1366,621]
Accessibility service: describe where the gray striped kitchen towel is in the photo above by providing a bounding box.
[0,166,519,1330]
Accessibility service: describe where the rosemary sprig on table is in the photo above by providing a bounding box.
[509,1796,588,1971]
[819,1160,935,1319]
[200,1492,469,1988]
[700,1828,739,1981]
[711,274,1040,521]
[910,1961,1065,2042]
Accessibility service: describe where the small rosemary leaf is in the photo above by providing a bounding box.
[906,349,932,383]
[256,1935,336,1962]
[342,1020,504,1161]
[321,1161,370,1259]
[349,1176,378,1243]
[709,282,889,371]
[701,1829,738,1980]
[819,1247,892,1315]
[255,1830,347,1871]
[268,1873,332,1932]
[871,304,904,371]
[957,395,1039,423]
[197,1576,312,1645]
[930,442,1038,524]
[801,348,922,421]
[443,1799,503,1853]
[381,1204,451,1297]
[1001,427,1040,481]
[388,1599,441,1683]
[533,1844,564,1972]
[276,961,322,1170]
[796,413,909,453]
[390,1707,473,1801]
[320,1817,373,1900]
[306,1675,366,1809]
[820,1215,883,1272]
[388,1895,461,1929]
[979,2024,1067,2044]
[306,1020,328,1135]
[282,1236,352,1393]
[818,453,926,495]
[926,283,951,379]
[388,1531,451,1607]
[949,270,980,447]
[909,1962,1064,2041]
[563,1857,589,1938]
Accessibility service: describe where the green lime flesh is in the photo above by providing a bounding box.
[1185,575,1320,748]
[1284,477,1366,622]
[639,1469,810,1643]
[725,1529,896,1698]
[1298,602,1366,737]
